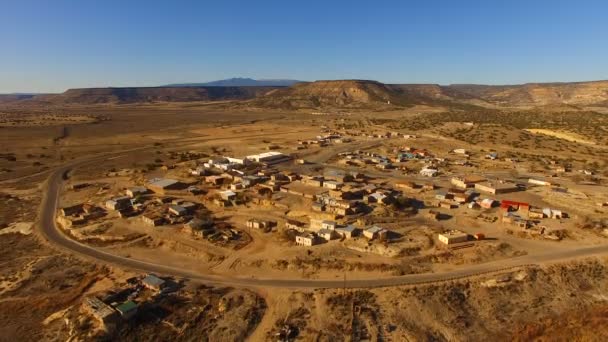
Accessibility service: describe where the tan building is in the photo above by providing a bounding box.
[475,181,520,195]
[438,231,469,245]
[295,234,321,246]
[141,214,164,227]
[451,176,486,189]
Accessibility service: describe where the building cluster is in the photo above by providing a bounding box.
[82,274,169,330]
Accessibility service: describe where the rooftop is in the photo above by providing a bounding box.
[149,178,179,188]
[142,274,165,287]
[116,301,137,313]
[366,225,385,234]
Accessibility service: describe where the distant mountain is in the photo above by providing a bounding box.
[165,78,302,87]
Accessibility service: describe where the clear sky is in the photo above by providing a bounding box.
[1,0,607,93]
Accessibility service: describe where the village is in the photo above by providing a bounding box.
[53,119,608,331]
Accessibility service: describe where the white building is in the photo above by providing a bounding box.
[420,168,439,177]
[246,151,291,165]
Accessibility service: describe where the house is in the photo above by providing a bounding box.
[225,156,250,165]
[439,201,457,209]
[468,202,481,209]
[451,176,486,189]
[368,192,393,205]
[438,230,469,245]
[479,198,496,209]
[335,225,359,238]
[529,208,545,219]
[246,219,276,231]
[321,220,338,230]
[187,186,204,195]
[318,228,338,241]
[83,296,117,325]
[285,219,307,232]
[218,190,237,201]
[142,274,166,291]
[502,212,530,228]
[453,193,470,203]
[115,301,138,320]
[323,180,343,190]
[141,214,164,227]
[475,182,520,195]
[148,178,181,193]
[295,233,321,246]
[183,218,213,233]
[311,202,325,212]
[485,152,498,160]
[125,186,148,198]
[363,226,387,240]
[528,178,552,186]
[395,181,418,190]
[168,205,188,216]
[105,196,132,211]
[435,191,452,201]
[303,176,324,187]
[420,168,439,177]
[60,204,84,217]
[543,208,565,219]
[190,166,208,176]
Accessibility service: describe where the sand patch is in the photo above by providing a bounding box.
[525,129,596,145]
[0,222,33,236]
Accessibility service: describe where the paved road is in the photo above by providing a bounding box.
[38,156,608,289]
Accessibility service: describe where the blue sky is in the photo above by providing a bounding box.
[1,0,607,93]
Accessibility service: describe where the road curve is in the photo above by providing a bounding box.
[38,157,608,289]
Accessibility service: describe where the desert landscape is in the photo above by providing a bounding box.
[3,1,608,340]
[2,78,608,340]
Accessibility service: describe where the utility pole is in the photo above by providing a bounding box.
[343,270,346,296]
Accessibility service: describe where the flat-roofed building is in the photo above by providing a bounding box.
[363,225,387,240]
[142,274,166,291]
[141,214,164,227]
[528,178,552,186]
[168,205,188,216]
[115,301,138,320]
[295,233,321,246]
[246,151,291,165]
[451,175,486,189]
[83,296,117,325]
[475,182,520,195]
[335,225,358,238]
[438,230,469,245]
[125,186,148,198]
[148,178,181,193]
[105,196,132,211]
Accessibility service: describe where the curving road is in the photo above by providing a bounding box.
[38,156,608,289]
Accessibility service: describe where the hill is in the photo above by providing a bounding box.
[251,79,608,109]
[2,79,608,109]
[449,80,608,107]
[165,78,301,87]
[250,80,486,109]
[1,86,279,105]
